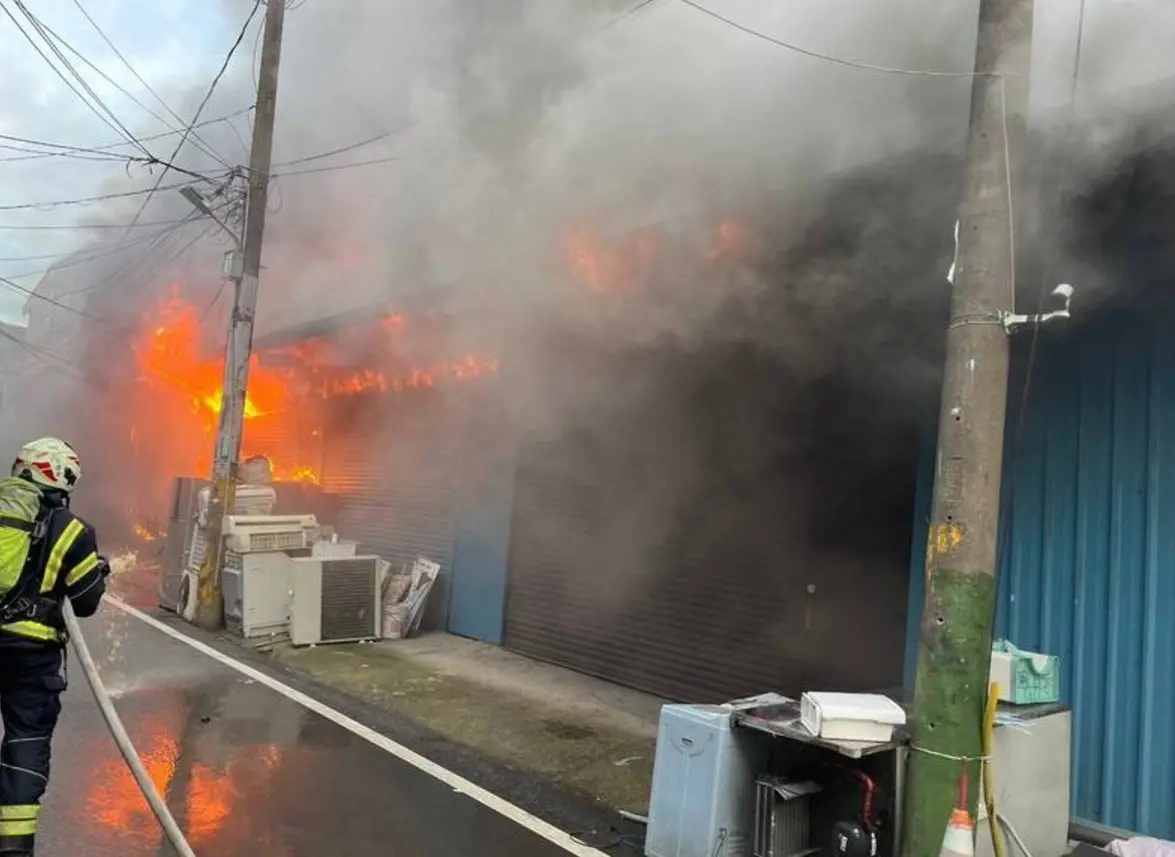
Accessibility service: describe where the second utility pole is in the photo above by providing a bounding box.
[901,1,1034,855]
[195,0,286,631]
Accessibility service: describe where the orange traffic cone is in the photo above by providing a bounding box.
[939,770,975,857]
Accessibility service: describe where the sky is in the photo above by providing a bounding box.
[2,0,1175,330]
[0,0,235,323]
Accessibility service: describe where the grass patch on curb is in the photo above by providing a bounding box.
[271,643,655,813]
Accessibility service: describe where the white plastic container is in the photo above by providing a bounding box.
[800,692,906,743]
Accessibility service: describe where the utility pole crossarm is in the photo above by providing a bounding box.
[194,0,286,631]
[901,1,1034,856]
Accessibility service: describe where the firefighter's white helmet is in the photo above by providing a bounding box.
[12,437,82,493]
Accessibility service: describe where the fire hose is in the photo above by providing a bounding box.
[63,600,199,857]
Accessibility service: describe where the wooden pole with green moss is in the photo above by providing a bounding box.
[900,2,1034,856]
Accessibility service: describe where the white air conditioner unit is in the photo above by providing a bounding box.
[223,514,319,553]
[222,550,297,642]
[289,556,382,645]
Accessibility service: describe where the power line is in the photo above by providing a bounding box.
[58,215,222,299]
[0,222,198,262]
[0,217,222,365]
[118,0,261,238]
[2,208,221,281]
[598,0,663,32]
[198,277,230,326]
[8,195,234,295]
[223,114,251,159]
[0,137,130,162]
[0,175,226,212]
[273,154,405,178]
[0,217,196,232]
[64,0,231,168]
[9,3,227,181]
[674,0,988,78]
[0,107,252,163]
[272,127,412,167]
[0,1,140,151]
[0,138,212,183]
[4,1,151,156]
[0,217,203,281]
[0,273,132,331]
[0,132,206,178]
[19,3,181,160]
[0,326,87,380]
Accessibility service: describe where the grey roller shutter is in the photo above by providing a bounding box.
[322,391,458,629]
[504,388,909,704]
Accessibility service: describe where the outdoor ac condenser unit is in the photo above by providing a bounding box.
[289,556,382,645]
[222,550,297,643]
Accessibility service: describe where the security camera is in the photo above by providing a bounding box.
[1003,283,1075,333]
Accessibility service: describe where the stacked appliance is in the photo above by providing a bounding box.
[161,475,387,647]
[220,514,320,644]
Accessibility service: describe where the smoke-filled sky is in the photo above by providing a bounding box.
[1,0,1174,330]
[5,0,1175,672]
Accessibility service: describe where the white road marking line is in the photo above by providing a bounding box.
[106,598,609,857]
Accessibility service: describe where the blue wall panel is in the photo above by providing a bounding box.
[448,389,516,645]
[908,314,1175,837]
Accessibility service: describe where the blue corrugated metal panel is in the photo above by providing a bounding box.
[908,314,1175,838]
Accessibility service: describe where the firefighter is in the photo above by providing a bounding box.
[0,438,108,856]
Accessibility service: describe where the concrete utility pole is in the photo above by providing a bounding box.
[194,0,286,631]
[901,1,1034,855]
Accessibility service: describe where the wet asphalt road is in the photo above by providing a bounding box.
[34,601,601,857]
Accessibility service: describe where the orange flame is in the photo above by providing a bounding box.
[711,217,747,259]
[131,286,313,483]
[325,355,499,397]
[130,286,498,494]
[565,217,748,293]
[132,286,287,420]
[563,225,662,295]
[268,462,321,485]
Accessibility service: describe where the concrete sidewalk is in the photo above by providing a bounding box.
[270,633,663,815]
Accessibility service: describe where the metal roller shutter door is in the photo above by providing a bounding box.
[322,393,458,628]
[504,450,808,702]
[504,441,906,705]
[241,412,293,472]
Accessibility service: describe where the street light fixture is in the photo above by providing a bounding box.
[179,186,242,251]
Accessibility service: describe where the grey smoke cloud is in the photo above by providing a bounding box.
[18,0,1175,688]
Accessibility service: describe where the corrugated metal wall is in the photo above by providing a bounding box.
[908,311,1175,837]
